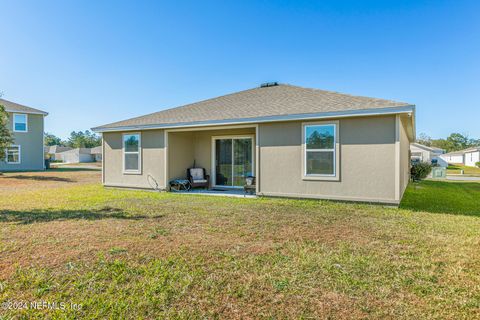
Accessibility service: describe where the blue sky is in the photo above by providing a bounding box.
[1,0,478,139]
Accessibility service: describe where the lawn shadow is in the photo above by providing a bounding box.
[5,175,75,182]
[400,180,480,217]
[0,206,164,224]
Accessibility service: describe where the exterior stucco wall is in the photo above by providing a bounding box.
[167,127,256,183]
[168,132,195,180]
[0,113,45,171]
[465,151,480,167]
[103,130,165,189]
[399,115,411,199]
[258,115,399,203]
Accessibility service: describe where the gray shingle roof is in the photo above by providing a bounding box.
[0,98,48,115]
[411,143,445,153]
[443,147,480,156]
[463,147,480,153]
[93,84,412,132]
[44,145,72,154]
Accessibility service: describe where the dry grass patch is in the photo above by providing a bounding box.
[0,169,101,192]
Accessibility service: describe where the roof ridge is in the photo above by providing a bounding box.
[93,84,413,131]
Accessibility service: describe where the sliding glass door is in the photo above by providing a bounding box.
[215,139,233,187]
[214,136,253,188]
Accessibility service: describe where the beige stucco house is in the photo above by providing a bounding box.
[93,83,415,204]
[59,148,96,163]
[44,145,72,161]
[0,98,48,171]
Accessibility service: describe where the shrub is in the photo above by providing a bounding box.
[476,161,480,168]
[411,162,432,181]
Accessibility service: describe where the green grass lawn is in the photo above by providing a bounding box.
[401,180,480,215]
[447,164,480,176]
[0,171,479,319]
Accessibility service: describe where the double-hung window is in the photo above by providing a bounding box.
[123,133,141,174]
[13,114,28,132]
[303,122,338,179]
[6,145,21,164]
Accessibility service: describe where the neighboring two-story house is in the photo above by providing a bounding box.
[0,98,48,171]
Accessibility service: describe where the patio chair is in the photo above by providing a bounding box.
[187,168,210,189]
[244,176,256,195]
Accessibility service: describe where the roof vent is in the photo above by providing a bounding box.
[260,82,279,88]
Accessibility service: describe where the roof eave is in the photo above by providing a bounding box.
[92,105,415,133]
[5,109,49,116]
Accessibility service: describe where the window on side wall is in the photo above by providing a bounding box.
[13,114,28,132]
[303,122,338,180]
[6,145,21,164]
[123,133,141,174]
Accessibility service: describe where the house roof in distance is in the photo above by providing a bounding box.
[0,98,48,115]
[443,147,480,156]
[462,147,480,154]
[44,145,72,154]
[92,83,414,132]
[411,143,445,153]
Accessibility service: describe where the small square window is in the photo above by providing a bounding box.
[6,145,21,164]
[13,114,28,132]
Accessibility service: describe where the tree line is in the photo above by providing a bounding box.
[44,131,101,149]
[416,132,480,153]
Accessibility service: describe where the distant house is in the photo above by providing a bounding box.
[59,148,95,163]
[464,147,480,167]
[439,147,480,167]
[90,146,102,162]
[44,145,72,161]
[440,151,465,165]
[0,98,48,171]
[410,143,447,167]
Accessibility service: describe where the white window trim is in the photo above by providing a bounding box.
[302,121,340,181]
[6,145,21,164]
[122,132,142,174]
[13,113,28,133]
